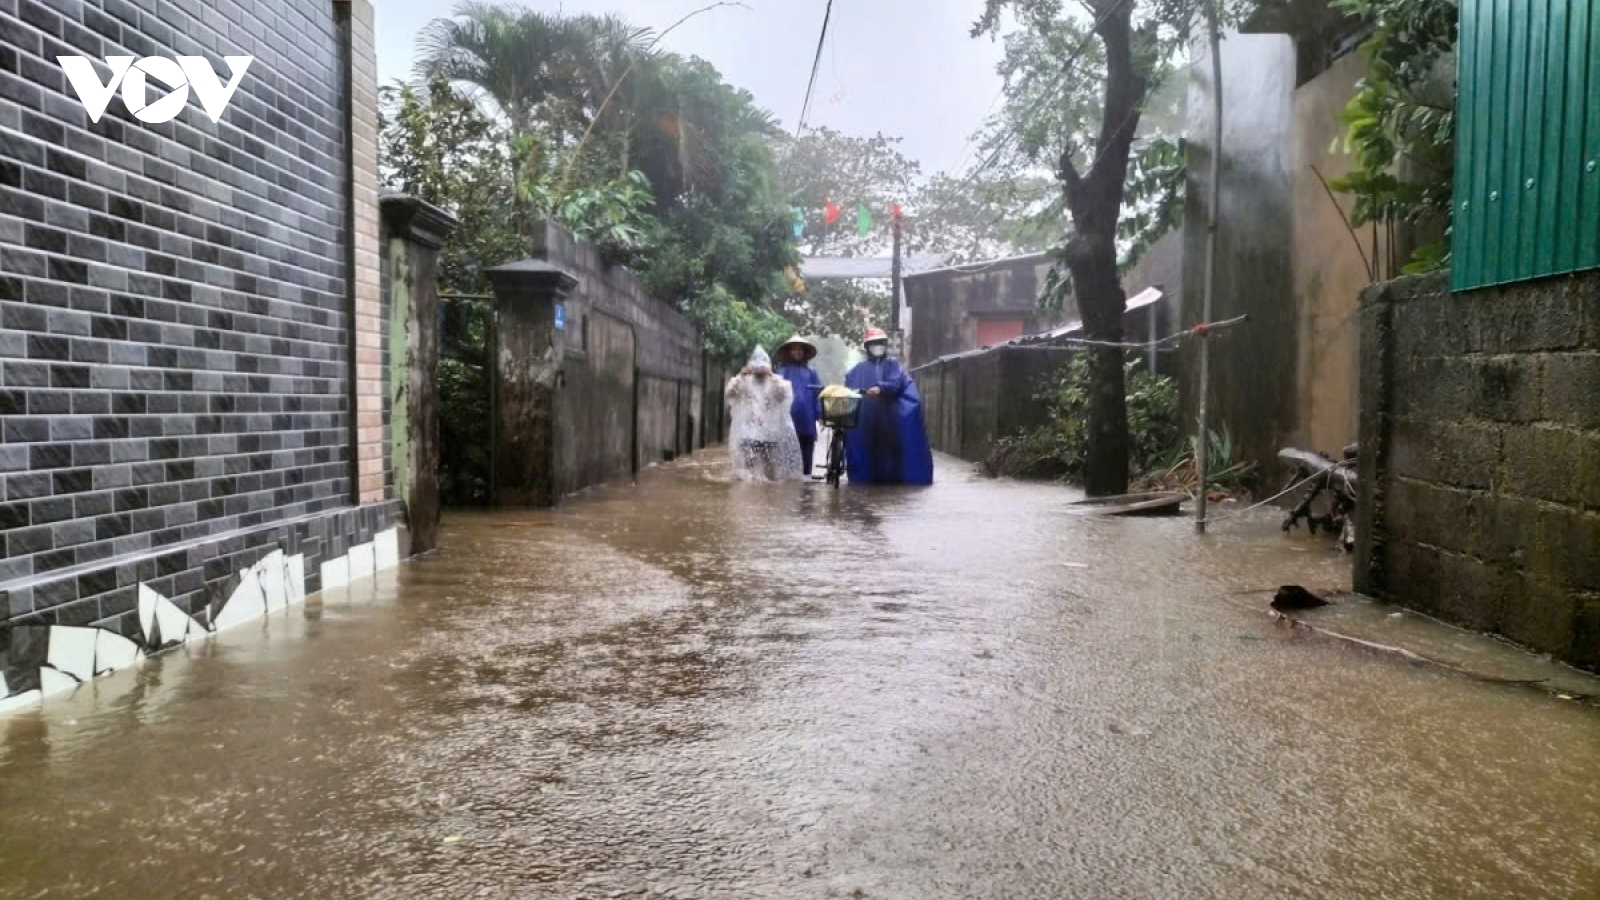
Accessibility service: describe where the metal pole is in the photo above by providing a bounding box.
[1196,3,1222,534]
[890,211,903,344]
[1147,287,1159,374]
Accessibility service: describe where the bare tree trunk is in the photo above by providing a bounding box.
[1057,0,1147,497]
[1071,244,1130,496]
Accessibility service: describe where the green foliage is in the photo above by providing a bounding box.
[415,5,650,138]
[965,2,1203,314]
[680,284,793,363]
[908,170,1064,263]
[630,55,801,342]
[379,77,668,288]
[1329,0,1458,274]
[770,127,928,332]
[1119,136,1186,274]
[402,2,801,362]
[985,354,1180,480]
[781,280,891,339]
[437,297,494,505]
[1033,133,1187,311]
[379,78,522,294]
[775,127,921,256]
[513,140,661,263]
[549,170,658,258]
[1187,423,1256,490]
[1127,423,1257,496]
[389,4,807,503]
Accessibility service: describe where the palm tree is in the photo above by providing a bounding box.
[565,15,655,169]
[415,2,584,137]
[417,4,655,141]
[412,3,789,238]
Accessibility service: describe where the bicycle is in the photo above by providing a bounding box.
[818,387,862,488]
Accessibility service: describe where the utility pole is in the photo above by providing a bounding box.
[1196,2,1222,535]
[890,207,904,357]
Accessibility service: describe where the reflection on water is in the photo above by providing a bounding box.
[2,455,1598,899]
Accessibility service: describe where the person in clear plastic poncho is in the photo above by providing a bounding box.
[725,346,805,482]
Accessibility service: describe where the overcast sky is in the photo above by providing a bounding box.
[373,0,1011,179]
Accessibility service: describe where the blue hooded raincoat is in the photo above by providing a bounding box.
[777,362,823,439]
[843,355,934,485]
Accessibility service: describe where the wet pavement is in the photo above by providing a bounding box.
[2,455,1599,899]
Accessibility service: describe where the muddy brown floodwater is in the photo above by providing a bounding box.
[2,456,1599,899]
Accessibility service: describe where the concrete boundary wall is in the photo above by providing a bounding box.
[914,294,1177,464]
[1356,271,1600,669]
[914,345,1078,463]
[489,222,727,507]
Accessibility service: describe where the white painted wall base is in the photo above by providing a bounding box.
[1,527,403,718]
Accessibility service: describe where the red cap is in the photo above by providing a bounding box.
[863,327,889,344]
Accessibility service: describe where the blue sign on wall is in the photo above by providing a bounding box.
[554,303,566,331]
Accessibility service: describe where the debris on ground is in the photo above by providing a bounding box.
[1271,585,1329,610]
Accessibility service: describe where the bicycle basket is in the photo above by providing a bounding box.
[821,391,861,428]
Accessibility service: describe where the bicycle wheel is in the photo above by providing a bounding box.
[827,432,845,487]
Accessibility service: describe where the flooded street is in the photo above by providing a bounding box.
[2,456,1598,899]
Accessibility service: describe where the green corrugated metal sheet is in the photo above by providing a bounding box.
[1452,0,1600,291]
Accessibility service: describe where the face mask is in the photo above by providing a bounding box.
[868,344,887,359]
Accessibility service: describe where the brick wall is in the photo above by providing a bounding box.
[1356,271,1600,670]
[347,0,381,504]
[0,0,396,641]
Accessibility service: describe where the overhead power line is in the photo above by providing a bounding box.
[795,0,835,137]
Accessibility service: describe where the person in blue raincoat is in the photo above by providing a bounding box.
[775,335,824,476]
[843,328,934,485]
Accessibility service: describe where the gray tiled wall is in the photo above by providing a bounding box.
[1356,271,1600,670]
[0,0,374,632]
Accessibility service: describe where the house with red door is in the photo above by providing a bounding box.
[902,231,1182,369]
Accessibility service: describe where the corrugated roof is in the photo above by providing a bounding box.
[798,254,949,280]
[900,252,1052,280]
[1019,286,1165,343]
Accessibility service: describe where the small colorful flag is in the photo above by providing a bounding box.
[791,206,804,238]
[823,199,840,225]
[856,204,872,237]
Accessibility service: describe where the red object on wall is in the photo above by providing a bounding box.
[975,318,1025,347]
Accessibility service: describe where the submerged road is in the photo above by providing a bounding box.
[2,456,1598,899]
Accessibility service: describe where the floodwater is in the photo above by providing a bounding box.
[2,456,1598,900]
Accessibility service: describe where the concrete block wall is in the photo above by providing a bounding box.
[528,221,701,386]
[957,350,1003,462]
[530,222,706,478]
[0,0,399,698]
[559,299,636,492]
[488,222,723,507]
[1356,270,1600,669]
